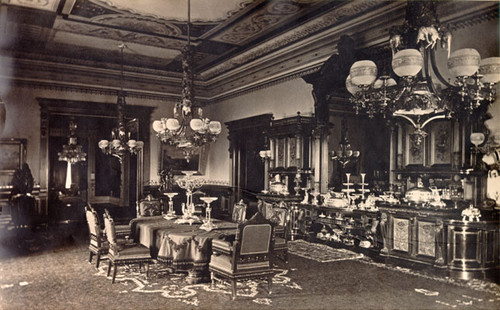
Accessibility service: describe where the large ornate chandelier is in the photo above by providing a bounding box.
[152,0,221,161]
[346,1,499,144]
[98,44,144,162]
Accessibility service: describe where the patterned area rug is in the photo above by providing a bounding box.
[94,265,302,307]
[288,240,364,263]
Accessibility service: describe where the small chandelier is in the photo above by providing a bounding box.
[152,0,221,161]
[330,119,360,168]
[98,44,144,162]
[58,120,86,189]
[58,120,86,164]
[346,1,499,143]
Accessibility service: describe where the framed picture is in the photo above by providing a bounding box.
[404,125,425,167]
[429,120,452,166]
[0,139,26,186]
[160,144,201,174]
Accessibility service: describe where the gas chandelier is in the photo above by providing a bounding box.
[330,119,360,168]
[58,120,86,164]
[98,44,144,162]
[152,0,221,161]
[346,1,499,143]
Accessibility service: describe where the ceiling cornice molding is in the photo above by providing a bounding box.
[2,76,177,103]
[198,0,397,80]
[205,62,323,104]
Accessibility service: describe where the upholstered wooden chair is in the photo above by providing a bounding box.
[231,199,247,223]
[209,212,275,300]
[137,194,162,217]
[103,210,152,283]
[103,208,131,239]
[268,206,290,264]
[85,205,108,268]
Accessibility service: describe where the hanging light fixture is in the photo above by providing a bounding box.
[330,119,360,168]
[58,120,86,189]
[152,0,221,161]
[346,1,499,144]
[98,44,144,162]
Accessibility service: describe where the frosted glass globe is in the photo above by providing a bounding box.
[448,48,480,78]
[479,57,500,84]
[166,118,180,131]
[392,49,423,77]
[350,60,377,86]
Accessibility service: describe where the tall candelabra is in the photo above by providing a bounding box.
[199,197,218,231]
[176,171,204,218]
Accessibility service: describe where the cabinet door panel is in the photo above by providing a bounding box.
[393,218,410,252]
[417,221,436,257]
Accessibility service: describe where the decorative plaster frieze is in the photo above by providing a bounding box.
[200,0,384,80]
[53,18,186,50]
[6,78,177,102]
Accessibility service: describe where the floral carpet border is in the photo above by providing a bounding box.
[287,239,364,263]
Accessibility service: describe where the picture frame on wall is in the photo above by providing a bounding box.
[160,144,202,175]
[404,125,425,167]
[429,121,452,167]
[0,138,27,186]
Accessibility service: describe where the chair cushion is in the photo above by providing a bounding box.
[115,244,150,259]
[212,239,232,253]
[209,253,233,272]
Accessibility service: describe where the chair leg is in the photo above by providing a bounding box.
[231,280,237,300]
[284,250,289,264]
[210,272,215,288]
[107,261,112,277]
[89,251,94,263]
[96,253,101,269]
[268,275,272,295]
[145,262,149,278]
[139,262,142,273]
[112,264,118,283]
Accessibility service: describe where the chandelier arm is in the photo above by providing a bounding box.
[429,48,454,89]
[421,114,447,129]
[393,113,417,129]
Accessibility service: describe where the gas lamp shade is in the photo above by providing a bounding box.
[345,75,361,95]
[208,121,222,134]
[190,118,204,132]
[98,140,109,149]
[392,49,423,77]
[447,48,481,78]
[349,60,378,86]
[165,118,181,131]
[470,132,485,147]
[152,120,164,133]
[479,57,500,84]
[373,77,397,89]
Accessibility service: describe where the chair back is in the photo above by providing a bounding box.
[232,200,247,223]
[103,210,117,247]
[85,204,105,248]
[138,194,161,217]
[85,205,101,236]
[233,212,274,270]
[270,207,289,227]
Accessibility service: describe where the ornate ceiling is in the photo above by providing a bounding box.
[0,0,497,104]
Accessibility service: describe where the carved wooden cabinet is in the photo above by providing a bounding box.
[378,204,499,280]
[447,219,499,280]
